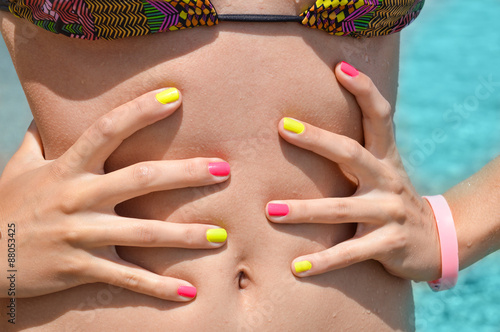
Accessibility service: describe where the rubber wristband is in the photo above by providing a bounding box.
[423,195,459,291]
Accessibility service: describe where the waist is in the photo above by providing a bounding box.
[5,21,413,331]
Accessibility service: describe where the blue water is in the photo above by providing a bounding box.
[0,40,32,169]
[0,1,499,330]
[397,1,500,331]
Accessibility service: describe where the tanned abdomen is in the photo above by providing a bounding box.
[1,4,413,329]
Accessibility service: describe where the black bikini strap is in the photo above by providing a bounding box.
[218,14,303,23]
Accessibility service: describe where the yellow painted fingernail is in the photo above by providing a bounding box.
[206,228,227,243]
[283,118,305,134]
[294,260,312,273]
[156,88,179,104]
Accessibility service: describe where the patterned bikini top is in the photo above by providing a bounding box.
[0,0,425,40]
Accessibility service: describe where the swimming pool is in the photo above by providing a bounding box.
[397,1,500,331]
[1,1,499,330]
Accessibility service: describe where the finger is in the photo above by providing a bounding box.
[266,198,387,225]
[278,117,384,184]
[59,88,182,173]
[4,121,45,175]
[87,217,227,248]
[334,62,397,158]
[291,236,380,277]
[89,257,198,301]
[85,158,230,206]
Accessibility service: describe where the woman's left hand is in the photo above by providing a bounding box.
[266,62,441,282]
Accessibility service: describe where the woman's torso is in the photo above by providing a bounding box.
[1,1,413,330]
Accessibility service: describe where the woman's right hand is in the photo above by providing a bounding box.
[0,88,229,301]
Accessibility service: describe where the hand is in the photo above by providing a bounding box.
[266,62,441,281]
[0,88,229,301]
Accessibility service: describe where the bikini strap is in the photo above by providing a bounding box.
[218,15,302,23]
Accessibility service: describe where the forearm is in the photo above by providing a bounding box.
[444,156,500,270]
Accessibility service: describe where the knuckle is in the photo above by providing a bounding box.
[181,225,197,246]
[133,222,158,245]
[74,135,93,159]
[363,79,393,120]
[341,138,362,162]
[314,250,330,264]
[62,228,84,244]
[328,200,350,220]
[182,158,204,183]
[94,114,116,139]
[61,254,89,278]
[127,98,148,119]
[337,246,355,265]
[120,272,142,290]
[359,77,375,98]
[57,189,84,214]
[378,99,393,119]
[132,162,155,187]
[383,226,407,250]
[64,134,95,169]
[392,180,405,196]
[385,171,405,195]
[385,196,406,223]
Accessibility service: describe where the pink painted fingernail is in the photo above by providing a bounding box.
[267,203,289,217]
[208,162,230,177]
[340,61,359,77]
[178,286,197,298]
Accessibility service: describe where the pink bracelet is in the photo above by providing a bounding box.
[423,195,459,291]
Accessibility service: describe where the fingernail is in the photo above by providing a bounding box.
[267,203,289,217]
[294,261,312,273]
[340,61,359,77]
[283,118,305,134]
[178,286,197,298]
[206,228,227,243]
[208,162,230,177]
[156,88,180,104]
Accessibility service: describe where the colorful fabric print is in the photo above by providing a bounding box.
[7,0,218,40]
[3,0,424,40]
[300,0,425,37]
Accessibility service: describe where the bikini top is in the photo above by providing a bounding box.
[0,0,425,40]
